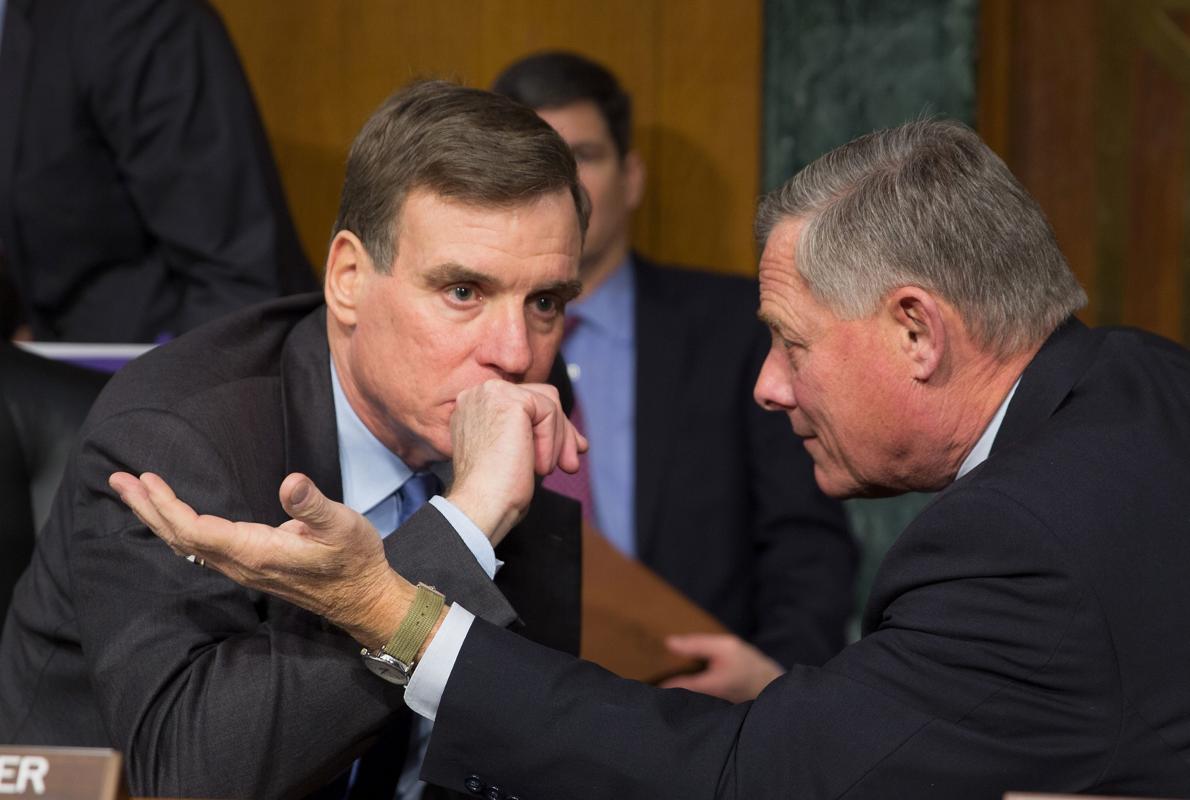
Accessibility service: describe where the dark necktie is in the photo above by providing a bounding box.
[542,317,596,524]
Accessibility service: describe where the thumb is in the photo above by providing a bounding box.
[279,473,343,530]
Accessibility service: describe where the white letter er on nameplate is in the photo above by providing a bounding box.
[0,748,125,799]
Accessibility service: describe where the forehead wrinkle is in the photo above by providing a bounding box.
[757,309,782,330]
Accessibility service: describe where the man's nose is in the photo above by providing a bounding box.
[478,305,534,380]
[753,345,795,411]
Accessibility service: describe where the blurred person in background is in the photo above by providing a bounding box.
[0,0,315,343]
[493,51,857,700]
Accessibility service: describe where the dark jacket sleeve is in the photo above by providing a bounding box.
[67,409,543,799]
[420,487,1110,800]
[68,411,400,798]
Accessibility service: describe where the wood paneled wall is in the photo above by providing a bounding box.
[979,0,1190,345]
[208,1,763,277]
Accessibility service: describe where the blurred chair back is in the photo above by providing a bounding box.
[1,344,108,620]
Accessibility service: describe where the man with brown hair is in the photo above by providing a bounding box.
[0,80,587,799]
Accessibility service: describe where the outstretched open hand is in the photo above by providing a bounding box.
[108,471,411,649]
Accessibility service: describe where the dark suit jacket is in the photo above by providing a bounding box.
[0,0,315,342]
[0,294,580,799]
[632,259,854,666]
[419,319,1190,798]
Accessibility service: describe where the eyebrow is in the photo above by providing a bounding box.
[423,262,583,302]
[422,263,490,288]
[549,280,585,303]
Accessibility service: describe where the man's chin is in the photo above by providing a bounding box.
[812,465,912,500]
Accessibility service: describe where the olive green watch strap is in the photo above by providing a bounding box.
[381,582,445,666]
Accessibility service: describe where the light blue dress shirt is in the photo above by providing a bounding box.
[562,256,636,555]
[329,359,497,575]
[330,359,497,800]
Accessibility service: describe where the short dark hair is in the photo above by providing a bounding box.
[333,80,589,272]
[756,119,1087,357]
[491,52,633,158]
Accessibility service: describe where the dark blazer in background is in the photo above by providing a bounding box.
[0,0,315,342]
[0,294,581,799]
[632,258,855,667]
[420,319,1190,799]
[0,343,107,620]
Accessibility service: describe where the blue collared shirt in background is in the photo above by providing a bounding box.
[561,256,637,556]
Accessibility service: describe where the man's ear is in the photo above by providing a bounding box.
[884,287,947,382]
[623,150,646,212]
[324,231,372,329]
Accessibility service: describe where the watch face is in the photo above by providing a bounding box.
[361,650,412,686]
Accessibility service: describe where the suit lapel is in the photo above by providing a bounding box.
[0,0,33,273]
[494,489,582,656]
[279,305,344,503]
[632,259,688,558]
[991,318,1102,456]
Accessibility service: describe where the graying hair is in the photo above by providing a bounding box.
[755,119,1086,356]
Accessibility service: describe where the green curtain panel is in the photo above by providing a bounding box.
[762,0,979,636]
[762,0,979,190]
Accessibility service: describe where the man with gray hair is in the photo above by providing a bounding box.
[114,118,1190,797]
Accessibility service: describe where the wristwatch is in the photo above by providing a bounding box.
[360,582,445,686]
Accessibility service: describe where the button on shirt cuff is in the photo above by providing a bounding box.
[405,604,475,721]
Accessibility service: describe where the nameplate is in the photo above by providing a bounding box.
[0,748,126,799]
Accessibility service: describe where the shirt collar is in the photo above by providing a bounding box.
[956,376,1022,480]
[329,357,413,514]
[571,255,635,341]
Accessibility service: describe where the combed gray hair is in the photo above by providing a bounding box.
[756,119,1087,356]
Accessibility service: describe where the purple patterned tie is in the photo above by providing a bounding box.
[542,317,595,524]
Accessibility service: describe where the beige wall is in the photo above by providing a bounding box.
[209,1,763,278]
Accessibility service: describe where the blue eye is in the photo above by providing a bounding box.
[450,286,474,302]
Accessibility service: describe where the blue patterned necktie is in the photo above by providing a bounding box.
[395,471,439,528]
[345,470,441,800]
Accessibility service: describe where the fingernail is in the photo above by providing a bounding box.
[291,481,309,507]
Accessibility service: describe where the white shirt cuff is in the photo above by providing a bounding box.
[428,496,502,578]
[404,604,475,721]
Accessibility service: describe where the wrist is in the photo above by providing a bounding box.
[444,484,523,546]
[360,582,448,685]
[344,568,414,650]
